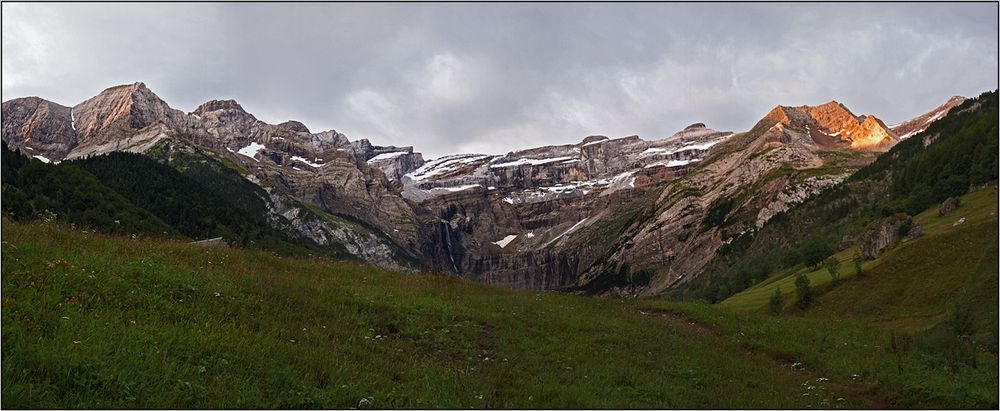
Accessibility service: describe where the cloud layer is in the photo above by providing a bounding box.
[3,3,997,157]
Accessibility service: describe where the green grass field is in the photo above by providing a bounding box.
[3,221,869,409]
[671,185,1000,408]
[2,186,996,408]
[722,185,999,317]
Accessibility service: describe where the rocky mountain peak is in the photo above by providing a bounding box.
[71,82,177,144]
[193,99,248,116]
[684,123,707,130]
[581,135,610,145]
[1,96,77,159]
[890,95,967,140]
[806,100,858,126]
[752,100,897,151]
[277,120,310,134]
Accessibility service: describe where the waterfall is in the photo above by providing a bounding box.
[440,221,458,272]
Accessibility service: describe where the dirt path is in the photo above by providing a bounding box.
[641,309,894,409]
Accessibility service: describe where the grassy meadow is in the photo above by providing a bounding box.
[3,221,862,409]
[2,186,996,409]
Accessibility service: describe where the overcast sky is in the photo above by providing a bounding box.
[3,3,997,157]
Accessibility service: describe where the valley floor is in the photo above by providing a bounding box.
[2,185,997,408]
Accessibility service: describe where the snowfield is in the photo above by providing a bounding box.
[490,156,576,168]
[368,152,408,162]
[291,156,323,168]
[407,154,490,181]
[492,234,518,248]
[237,142,266,161]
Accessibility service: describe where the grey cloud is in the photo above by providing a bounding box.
[3,2,996,157]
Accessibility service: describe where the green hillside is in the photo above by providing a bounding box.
[0,142,175,236]
[0,221,869,409]
[674,184,999,408]
[722,185,997,318]
[679,90,999,303]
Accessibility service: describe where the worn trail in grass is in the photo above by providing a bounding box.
[641,308,891,409]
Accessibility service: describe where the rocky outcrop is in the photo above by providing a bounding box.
[902,224,924,242]
[891,96,966,140]
[939,197,959,216]
[363,146,425,180]
[858,213,911,259]
[754,174,848,228]
[764,101,899,151]
[838,235,853,251]
[1,97,77,160]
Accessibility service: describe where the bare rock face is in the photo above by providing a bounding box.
[365,147,425,181]
[838,235,853,251]
[68,82,191,158]
[764,101,899,151]
[891,96,966,140]
[592,99,892,295]
[858,213,911,259]
[397,125,734,289]
[939,197,959,216]
[902,224,925,242]
[1,97,77,160]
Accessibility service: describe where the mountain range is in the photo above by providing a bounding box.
[0,82,970,295]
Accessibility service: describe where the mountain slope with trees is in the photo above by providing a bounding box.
[676,90,998,302]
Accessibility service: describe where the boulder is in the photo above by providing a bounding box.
[939,197,959,216]
[953,217,967,227]
[838,234,853,251]
[857,213,910,259]
[902,224,924,242]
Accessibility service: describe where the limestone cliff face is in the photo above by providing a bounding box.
[1,97,77,160]
[1,84,957,295]
[400,124,732,290]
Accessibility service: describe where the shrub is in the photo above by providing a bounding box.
[823,257,841,281]
[852,253,864,278]
[769,288,783,315]
[794,275,812,310]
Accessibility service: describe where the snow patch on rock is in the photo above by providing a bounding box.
[291,155,323,168]
[237,142,266,161]
[492,235,518,248]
